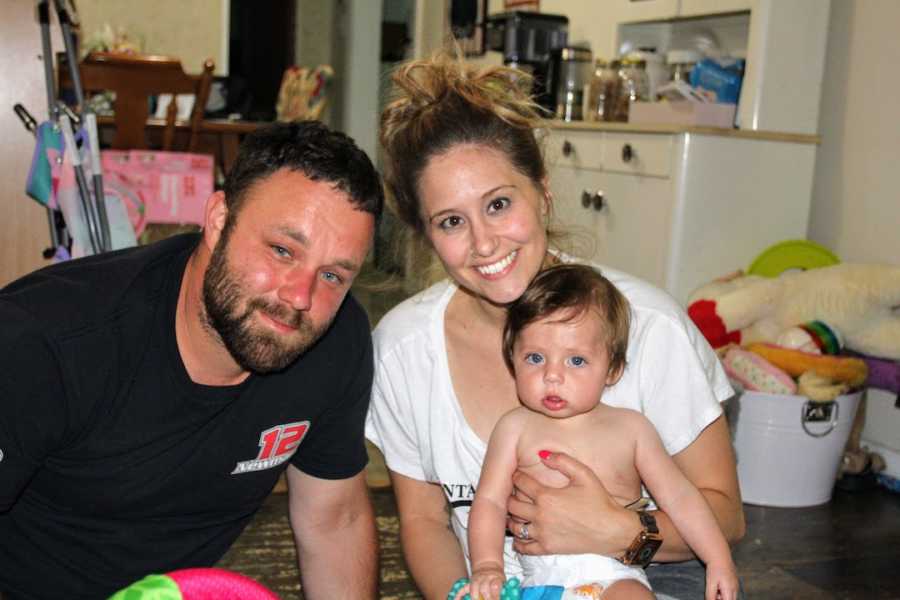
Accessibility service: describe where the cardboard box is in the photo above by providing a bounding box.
[628,101,737,128]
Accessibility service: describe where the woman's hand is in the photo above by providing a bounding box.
[505,451,639,557]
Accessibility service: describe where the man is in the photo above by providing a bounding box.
[0,121,383,599]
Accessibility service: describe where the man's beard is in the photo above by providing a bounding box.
[202,232,332,373]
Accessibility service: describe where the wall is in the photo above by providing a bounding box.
[293,0,338,129]
[0,0,61,286]
[336,0,383,160]
[809,0,900,476]
[77,0,227,75]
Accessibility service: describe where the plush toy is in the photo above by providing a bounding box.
[687,263,900,361]
[721,346,797,395]
[746,343,869,388]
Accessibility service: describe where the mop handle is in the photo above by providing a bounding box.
[60,115,101,254]
[52,0,85,108]
[36,0,59,122]
[85,112,111,250]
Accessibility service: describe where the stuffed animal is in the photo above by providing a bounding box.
[721,346,798,395]
[746,343,869,388]
[687,263,900,361]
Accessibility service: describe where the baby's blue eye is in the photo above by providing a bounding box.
[524,352,544,365]
[567,356,587,367]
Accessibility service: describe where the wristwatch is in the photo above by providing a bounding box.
[619,511,663,567]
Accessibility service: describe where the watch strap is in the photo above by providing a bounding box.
[638,510,659,534]
[619,510,663,567]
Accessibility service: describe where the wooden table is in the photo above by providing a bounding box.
[96,115,267,177]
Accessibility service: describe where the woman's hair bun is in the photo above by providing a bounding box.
[381,49,544,148]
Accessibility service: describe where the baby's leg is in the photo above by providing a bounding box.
[600,579,654,600]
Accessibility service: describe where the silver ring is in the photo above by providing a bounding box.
[518,523,530,541]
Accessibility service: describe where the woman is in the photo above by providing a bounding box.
[365,52,745,600]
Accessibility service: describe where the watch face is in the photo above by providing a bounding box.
[637,537,664,566]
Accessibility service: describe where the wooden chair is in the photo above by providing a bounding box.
[60,52,215,152]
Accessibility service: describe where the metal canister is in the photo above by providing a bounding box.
[553,46,593,121]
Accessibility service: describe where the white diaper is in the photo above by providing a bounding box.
[520,552,651,594]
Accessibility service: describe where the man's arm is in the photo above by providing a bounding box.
[286,464,378,599]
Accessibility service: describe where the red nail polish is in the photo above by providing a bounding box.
[538,450,552,460]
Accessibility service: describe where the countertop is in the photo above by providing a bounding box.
[545,119,820,145]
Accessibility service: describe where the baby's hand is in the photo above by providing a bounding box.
[705,560,739,600]
[469,564,506,600]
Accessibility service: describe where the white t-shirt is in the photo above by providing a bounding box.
[365,261,733,578]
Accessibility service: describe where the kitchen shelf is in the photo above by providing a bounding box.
[544,120,820,145]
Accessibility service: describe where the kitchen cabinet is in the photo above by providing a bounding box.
[546,124,818,305]
[678,0,753,18]
[615,0,751,23]
[616,0,679,23]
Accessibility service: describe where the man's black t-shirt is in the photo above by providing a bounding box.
[0,234,373,599]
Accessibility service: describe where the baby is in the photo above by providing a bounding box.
[465,264,738,600]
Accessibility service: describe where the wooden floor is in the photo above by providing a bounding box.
[734,484,900,599]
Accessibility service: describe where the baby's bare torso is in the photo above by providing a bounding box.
[514,405,644,507]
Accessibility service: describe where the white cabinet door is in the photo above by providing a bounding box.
[615,0,679,22]
[678,0,753,18]
[591,171,673,288]
[550,167,674,290]
[548,166,604,263]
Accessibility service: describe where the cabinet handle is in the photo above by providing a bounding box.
[622,143,634,163]
[582,190,605,211]
[562,140,574,157]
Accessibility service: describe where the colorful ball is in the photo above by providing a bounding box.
[776,320,842,355]
[108,568,279,600]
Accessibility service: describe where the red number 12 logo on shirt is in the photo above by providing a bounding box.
[256,421,310,460]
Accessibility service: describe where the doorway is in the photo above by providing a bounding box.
[228,1,296,121]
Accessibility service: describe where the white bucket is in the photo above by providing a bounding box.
[729,390,861,507]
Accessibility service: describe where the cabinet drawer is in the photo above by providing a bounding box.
[546,130,672,178]
[602,133,672,178]
[546,130,605,171]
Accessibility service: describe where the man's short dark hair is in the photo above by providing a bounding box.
[223,120,384,222]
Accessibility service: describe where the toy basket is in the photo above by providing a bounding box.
[729,390,862,507]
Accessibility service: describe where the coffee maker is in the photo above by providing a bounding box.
[484,11,569,114]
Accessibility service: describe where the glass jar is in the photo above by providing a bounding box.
[554,46,593,121]
[613,56,649,122]
[584,58,621,122]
